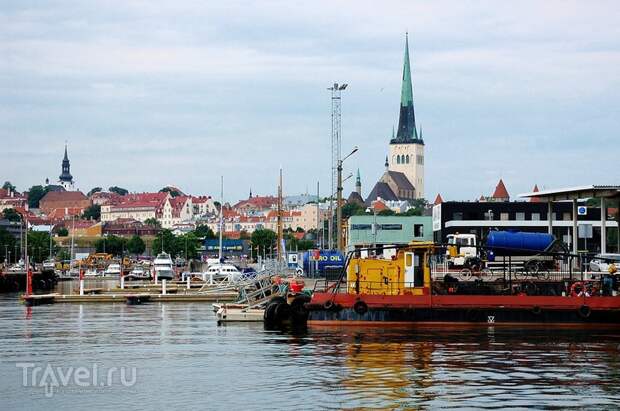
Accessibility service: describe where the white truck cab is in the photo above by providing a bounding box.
[446,233,479,266]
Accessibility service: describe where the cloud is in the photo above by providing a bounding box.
[1,0,619,202]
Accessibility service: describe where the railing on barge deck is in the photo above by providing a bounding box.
[312,245,616,298]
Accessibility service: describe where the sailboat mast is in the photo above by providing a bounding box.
[277,168,283,264]
[218,176,223,263]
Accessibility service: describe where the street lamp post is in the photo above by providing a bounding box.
[366,207,378,254]
[337,146,358,251]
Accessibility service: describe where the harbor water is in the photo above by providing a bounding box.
[2,291,620,409]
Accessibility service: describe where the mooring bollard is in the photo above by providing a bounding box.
[79,279,84,296]
[120,275,125,289]
[154,272,158,285]
[187,275,191,290]
[162,279,167,295]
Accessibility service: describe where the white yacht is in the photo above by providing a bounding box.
[42,259,56,272]
[153,252,175,280]
[126,265,149,280]
[205,264,243,284]
[104,263,122,277]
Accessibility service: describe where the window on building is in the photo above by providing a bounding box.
[414,224,424,237]
[397,155,401,164]
[406,155,410,164]
[516,212,525,221]
[484,210,494,220]
[417,155,424,165]
[531,213,540,221]
[453,212,463,220]
[380,224,402,230]
[500,213,509,221]
[563,212,571,221]
[351,224,372,230]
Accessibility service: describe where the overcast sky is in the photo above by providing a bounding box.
[1,1,619,203]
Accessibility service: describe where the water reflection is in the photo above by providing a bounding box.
[299,326,620,408]
[2,294,620,410]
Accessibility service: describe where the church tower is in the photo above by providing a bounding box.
[58,144,75,191]
[388,33,425,199]
[355,169,362,195]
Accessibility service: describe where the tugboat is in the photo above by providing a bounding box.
[282,240,620,327]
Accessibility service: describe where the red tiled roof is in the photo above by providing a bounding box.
[0,188,26,199]
[492,179,509,199]
[47,207,83,219]
[111,192,168,211]
[371,199,387,211]
[233,196,278,210]
[191,196,212,204]
[41,191,88,202]
[434,194,443,205]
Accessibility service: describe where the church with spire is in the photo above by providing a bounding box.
[364,34,425,206]
[58,144,75,191]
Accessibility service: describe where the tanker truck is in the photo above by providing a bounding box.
[446,230,566,274]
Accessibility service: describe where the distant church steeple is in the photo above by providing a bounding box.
[355,169,361,195]
[391,32,423,145]
[58,143,74,191]
[385,33,425,199]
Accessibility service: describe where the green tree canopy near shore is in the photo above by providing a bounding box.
[94,235,127,256]
[27,231,58,263]
[126,235,146,256]
[251,229,276,254]
[0,227,16,262]
[194,225,216,239]
[151,230,200,259]
[27,185,50,209]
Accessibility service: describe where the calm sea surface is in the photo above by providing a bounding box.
[2,288,620,410]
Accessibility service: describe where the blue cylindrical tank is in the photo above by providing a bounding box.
[485,231,555,255]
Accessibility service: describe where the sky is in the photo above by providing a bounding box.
[1,0,619,204]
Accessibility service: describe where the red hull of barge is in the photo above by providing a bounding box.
[307,292,620,326]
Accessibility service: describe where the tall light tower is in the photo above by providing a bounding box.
[328,82,347,250]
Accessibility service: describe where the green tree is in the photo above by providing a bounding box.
[144,218,161,228]
[87,187,102,197]
[56,249,71,261]
[126,235,146,256]
[151,229,176,256]
[108,186,128,196]
[27,185,50,209]
[251,229,276,254]
[159,187,182,197]
[2,181,16,191]
[378,209,396,216]
[0,227,16,263]
[82,204,101,220]
[175,232,201,259]
[2,208,22,222]
[57,227,69,237]
[342,202,366,219]
[27,231,58,263]
[194,224,216,239]
[94,235,127,256]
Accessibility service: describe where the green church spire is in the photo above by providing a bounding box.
[393,33,422,144]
